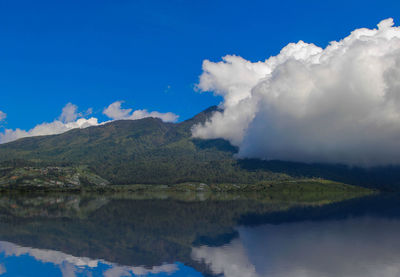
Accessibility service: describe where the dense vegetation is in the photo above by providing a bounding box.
[1,106,400,189]
[0,107,290,185]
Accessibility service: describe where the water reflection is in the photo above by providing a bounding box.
[0,192,398,276]
[193,217,400,277]
[0,241,186,277]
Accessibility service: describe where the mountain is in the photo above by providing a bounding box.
[0,106,288,185]
[1,106,400,190]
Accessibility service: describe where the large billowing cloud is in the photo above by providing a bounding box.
[193,18,400,166]
[103,101,179,122]
[0,101,179,144]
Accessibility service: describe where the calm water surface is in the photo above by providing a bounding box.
[0,192,398,277]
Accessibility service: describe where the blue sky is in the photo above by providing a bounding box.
[0,0,399,130]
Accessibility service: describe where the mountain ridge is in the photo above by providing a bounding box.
[0,106,289,185]
[1,106,400,190]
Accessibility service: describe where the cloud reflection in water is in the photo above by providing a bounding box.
[192,217,400,277]
[0,241,181,277]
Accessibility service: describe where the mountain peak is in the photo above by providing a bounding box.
[181,105,222,126]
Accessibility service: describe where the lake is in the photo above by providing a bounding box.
[0,192,398,277]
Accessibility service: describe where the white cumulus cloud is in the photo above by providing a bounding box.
[0,101,179,144]
[193,18,400,166]
[0,118,100,144]
[103,101,179,122]
[0,103,99,144]
[59,102,79,123]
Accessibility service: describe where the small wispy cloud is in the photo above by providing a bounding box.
[0,111,6,122]
[59,103,79,123]
[0,101,179,144]
[103,101,179,122]
[164,85,172,93]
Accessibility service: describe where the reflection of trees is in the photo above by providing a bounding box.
[0,193,109,218]
[0,192,378,276]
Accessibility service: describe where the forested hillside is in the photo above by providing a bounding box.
[1,106,400,190]
[0,106,289,185]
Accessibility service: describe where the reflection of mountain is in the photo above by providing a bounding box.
[0,193,306,275]
[0,194,109,218]
[0,193,395,277]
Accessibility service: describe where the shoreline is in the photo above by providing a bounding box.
[0,179,376,204]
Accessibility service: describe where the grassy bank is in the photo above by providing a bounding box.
[0,178,375,205]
